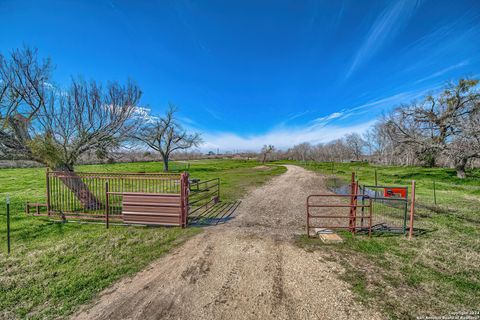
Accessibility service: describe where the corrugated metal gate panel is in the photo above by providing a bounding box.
[122,193,183,226]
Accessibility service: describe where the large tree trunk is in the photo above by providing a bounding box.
[55,164,102,210]
[454,158,468,179]
[163,155,169,172]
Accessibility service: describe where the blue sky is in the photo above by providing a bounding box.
[1,0,480,151]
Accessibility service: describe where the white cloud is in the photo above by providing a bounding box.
[312,111,344,125]
[200,120,375,152]
[198,83,448,153]
[133,106,159,123]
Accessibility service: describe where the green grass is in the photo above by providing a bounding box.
[0,159,285,319]
[292,161,480,319]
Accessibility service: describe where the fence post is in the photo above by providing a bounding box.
[349,172,356,233]
[306,196,310,237]
[368,198,373,238]
[6,195,11,254]
[408,180,416,240]
[105,182,109,229]
[46,168,51,215]
[180,172,189,228]
[433,180,437,205]
[374,169,378,187]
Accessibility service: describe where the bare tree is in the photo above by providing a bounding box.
[386,79,480,177]
[344,133,365,160]
[290,142,312,163]
[28,79,141,207]
[1,47,142,171]
[135,105,202,171]
[260,144,275,164]
[0,47,52,160]
[1,47,144,207]
[30,78,142,171]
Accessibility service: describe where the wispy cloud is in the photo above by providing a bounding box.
[199,84,446,153]
[414,60,470,84]
[345,0,420,79]
[311,111,344,125]
[399,13,480,75]
[204,107,222,120]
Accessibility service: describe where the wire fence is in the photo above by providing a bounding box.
[314,162,480,225]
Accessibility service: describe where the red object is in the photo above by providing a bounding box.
[383,187,407,198]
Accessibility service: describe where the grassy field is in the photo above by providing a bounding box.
[0,159,286,319]
[293,161,480,319]
[2,159,478,319]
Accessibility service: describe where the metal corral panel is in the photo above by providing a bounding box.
[122,193,183,226]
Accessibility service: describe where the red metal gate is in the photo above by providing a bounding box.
[306,194,373,237]
[306,172,417,238]
[37,170,190,227]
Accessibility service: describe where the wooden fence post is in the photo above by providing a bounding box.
[408,180,416,240]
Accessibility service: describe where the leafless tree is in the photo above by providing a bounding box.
[344,133,365,160]
[386,79,480,177]
[289,142,312,163]
[135,105,202,171]
[0,47,53,160]
[29,79,141,207]
[30,78,142,171]
[260,144,275,164]
[1,47,144,206]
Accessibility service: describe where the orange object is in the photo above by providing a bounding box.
[383,187,407,198]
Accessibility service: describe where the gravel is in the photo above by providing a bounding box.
[72,165,381,320]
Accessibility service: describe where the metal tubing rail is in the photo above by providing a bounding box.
[307,194,372,238]
[363,185,407,189]
[49,171,180,176]
[194,178,220,184]
[189,189,220,205]
[192,184,220,193]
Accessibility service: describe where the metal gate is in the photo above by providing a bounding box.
[358,185,408,234]
[306,172,416,238]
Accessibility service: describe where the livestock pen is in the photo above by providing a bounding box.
[29,170,190,227]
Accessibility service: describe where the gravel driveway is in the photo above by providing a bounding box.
[73,165,381,320]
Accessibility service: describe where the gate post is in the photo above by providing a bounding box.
[180,172,189,228]
[105,181,109,229]
[349,172,356,233]
[408,180,416,240]
[46,168,51,216]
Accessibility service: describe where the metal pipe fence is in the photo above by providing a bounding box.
[46,171,182,220]
[188,178,220,217]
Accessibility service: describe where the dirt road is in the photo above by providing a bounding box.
[73,165,381,320]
